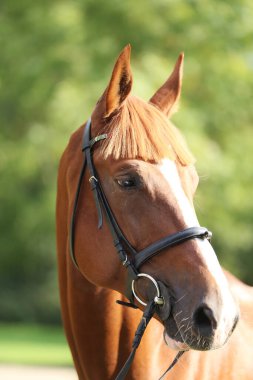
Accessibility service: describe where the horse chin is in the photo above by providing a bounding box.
[163,329,216,352]
[163,330,189,351]
[163,315,215,351]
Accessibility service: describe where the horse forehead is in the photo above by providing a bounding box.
[158,159,186,188]
[156,158,198,224]
[99,156,194,191]
[157,159,196,193]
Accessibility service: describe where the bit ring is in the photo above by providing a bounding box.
[132,273,164,306]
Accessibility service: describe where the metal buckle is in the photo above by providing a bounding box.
[122,254,128,266]
[206,230,212,241]
[89,176,98,183]
[203,230,212,242]
[132,273,164,307]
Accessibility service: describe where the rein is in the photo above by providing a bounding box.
[69,118,212,379]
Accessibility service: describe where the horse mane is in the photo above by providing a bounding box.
[99,96,195,165]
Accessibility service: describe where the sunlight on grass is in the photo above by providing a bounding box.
[0,324,73,366]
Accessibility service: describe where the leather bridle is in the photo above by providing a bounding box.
[69,118,212,379]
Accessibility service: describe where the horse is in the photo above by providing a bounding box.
[56,45,253,380]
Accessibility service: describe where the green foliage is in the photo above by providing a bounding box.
[0,0,252,323]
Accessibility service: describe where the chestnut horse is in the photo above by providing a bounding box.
[56,45,253,380]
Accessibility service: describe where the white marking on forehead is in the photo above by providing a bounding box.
[159,159,199,227]
[159,159,229,286]
[159,159,237,344]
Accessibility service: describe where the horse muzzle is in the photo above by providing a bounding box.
[133,273,239,352]
[162,298,239,352]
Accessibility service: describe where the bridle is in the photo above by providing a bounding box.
[69,118,212,379]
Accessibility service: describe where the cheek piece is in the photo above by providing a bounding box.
[69,118,212,380]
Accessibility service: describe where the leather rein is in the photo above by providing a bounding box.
[69,118,212,379]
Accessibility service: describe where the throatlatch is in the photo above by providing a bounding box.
[69,119,212,379]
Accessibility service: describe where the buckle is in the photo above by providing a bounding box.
[89,176,98,183]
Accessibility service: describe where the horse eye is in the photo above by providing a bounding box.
[116,178,137,189]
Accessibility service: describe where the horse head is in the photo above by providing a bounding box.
[74,45,239,353]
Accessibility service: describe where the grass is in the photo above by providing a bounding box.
[0,323,73,366]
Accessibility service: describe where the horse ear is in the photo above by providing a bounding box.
[105,44,133,117]
[149,53,184,117]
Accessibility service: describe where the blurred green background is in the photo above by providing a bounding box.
[0,0,253,365]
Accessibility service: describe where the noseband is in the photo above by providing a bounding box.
[69,118,212,379]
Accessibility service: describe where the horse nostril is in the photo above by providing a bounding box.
[193,305,217,337]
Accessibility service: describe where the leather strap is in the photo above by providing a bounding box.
[82,120,137,255]
[69,119,108,268]
[158,351,185,380]
[134,227,212,269]
[82,120,138,301]
[115,300,185,380]
[115,301,157,380]
[82,118,104,229]
[69,158,87,269]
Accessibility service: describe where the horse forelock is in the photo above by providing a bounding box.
[96,95,195,165]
